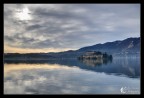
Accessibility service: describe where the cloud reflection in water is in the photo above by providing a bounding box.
[4,64,140,94]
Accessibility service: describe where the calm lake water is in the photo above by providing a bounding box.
[4,57,140,94]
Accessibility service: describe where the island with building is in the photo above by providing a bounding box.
[77,51,113,66]
[78,51,112,60]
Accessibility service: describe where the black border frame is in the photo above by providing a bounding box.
[1,0,143,96]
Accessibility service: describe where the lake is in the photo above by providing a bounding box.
[4,57,140,94]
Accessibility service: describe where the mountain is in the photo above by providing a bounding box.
[4,37,140,60]
[78,37,140,54]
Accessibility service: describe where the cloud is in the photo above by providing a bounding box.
[4,4,140,53]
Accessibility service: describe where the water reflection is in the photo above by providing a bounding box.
[78,58,112,67]
[4,64,140,94]
[4,57,140,78]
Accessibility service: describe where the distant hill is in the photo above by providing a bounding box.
[78,37,140,54]
[4,37,140,60]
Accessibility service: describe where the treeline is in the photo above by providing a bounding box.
[4,51,83,60]
[4,53,55,59]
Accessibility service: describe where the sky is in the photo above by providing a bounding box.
[4,4,140,53]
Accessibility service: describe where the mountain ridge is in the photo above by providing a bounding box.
[78,37,140,54]
[4,37,140,60]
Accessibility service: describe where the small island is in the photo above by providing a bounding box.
[78,51,112,60]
